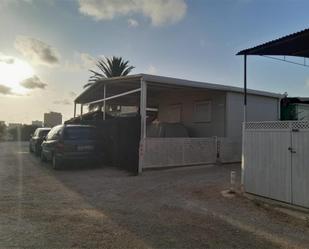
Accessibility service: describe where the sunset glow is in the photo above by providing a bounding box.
[0,58,34,94]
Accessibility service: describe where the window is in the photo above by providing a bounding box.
[46,126,62,140]
[63,127,95,140]
[194,101,211,123]
[38,129,50,138]
[33,129,39,137]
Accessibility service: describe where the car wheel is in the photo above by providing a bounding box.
[52,154,62,170]
[41,152,47,162]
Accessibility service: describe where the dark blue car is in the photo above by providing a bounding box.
[41,124,100,169]
[29,128,51,156]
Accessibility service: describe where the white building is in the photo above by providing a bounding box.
[74,74,282,172]
[44,112,62,128]
[32,120,43,127]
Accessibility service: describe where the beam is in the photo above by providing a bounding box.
[85,88,141,106]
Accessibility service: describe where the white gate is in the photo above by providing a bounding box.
[244,121,309,208]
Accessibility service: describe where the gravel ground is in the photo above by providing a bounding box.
[0,141,309,248]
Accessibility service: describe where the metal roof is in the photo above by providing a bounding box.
[237,28,309,57]
[75,74,282,104]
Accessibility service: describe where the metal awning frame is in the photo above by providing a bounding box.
[73,77,147,174]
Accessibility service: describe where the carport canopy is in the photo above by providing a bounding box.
[237,28,309,58]
[237,28,309,122]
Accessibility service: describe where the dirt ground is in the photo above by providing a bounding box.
[1,142,309,249]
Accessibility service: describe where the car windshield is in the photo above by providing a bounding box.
[38,130,50,138]
[63,127,95,140]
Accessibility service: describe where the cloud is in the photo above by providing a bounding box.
[69,91,77,97]
[53,99,71,105]
[20,75,47,89]
[64,52,96,71]
[0,84,13,95]
[0,54,15,64]
[14,36,60,66]
[77,0,187,26]
[80,53,96,68]
[147,65,157,74]
[128,18,139,27]
[0,0,32,9]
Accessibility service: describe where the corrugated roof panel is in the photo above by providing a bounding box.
[237,28,309,57]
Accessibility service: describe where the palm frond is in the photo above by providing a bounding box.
[84,56,135,89]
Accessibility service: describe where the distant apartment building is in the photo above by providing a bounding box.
[44,112,62,127]
[32,120,43,127]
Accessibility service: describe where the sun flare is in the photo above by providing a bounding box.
[0,58,34,94]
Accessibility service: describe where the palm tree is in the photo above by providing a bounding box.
[84,56,135,88]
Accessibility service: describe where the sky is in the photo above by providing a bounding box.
[1,0,309,124]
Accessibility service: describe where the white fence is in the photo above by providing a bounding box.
[218,137,242,163]
[244,121,309,208]
[141,137,241,169]
[142,137,217,168]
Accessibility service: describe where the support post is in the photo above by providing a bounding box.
[243,54,247,122]
[80,104,83,119]
[278,98,281,120]
[241,54,247,187]
[138,79,147,174]
[73,102,76,118]
[103,84,106,120]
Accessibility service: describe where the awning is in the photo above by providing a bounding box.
[75,74,281,105]
[237,28,309,58]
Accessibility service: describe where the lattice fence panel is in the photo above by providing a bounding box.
[246,121,309,130]
[292,121,309,130]
[245,122,291,130]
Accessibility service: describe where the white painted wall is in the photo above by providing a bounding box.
[157,89,226,137]
[155,89,279,140]
[225,92,280,139]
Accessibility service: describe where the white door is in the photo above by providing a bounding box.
[244,130,292,203]
[291,130,309,208]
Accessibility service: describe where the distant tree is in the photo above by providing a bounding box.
[8,127,18,141]
[8,125,38,141]
[84,56,135,88]
[0,123,6,140]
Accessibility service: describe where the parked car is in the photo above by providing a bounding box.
[29,128,51,156]
[41,124,100,169]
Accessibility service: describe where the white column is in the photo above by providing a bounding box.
[241,54,247,187]
[140,79,147,140]
[138,79,147,174]
[73,102,76,118]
